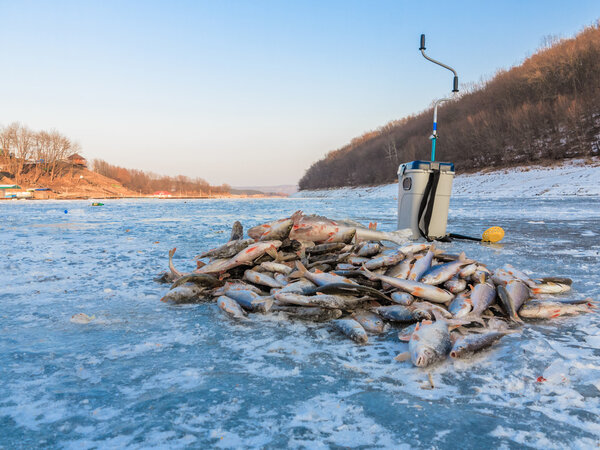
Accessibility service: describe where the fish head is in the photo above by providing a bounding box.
[412,346,436,367]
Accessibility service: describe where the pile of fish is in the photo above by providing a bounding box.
[155,211,595,368]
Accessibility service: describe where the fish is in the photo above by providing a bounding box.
[411,301,453,319]
[270,305,343,322]
[161,284,206,304]
[168,248,187,279]
[390,292,415,306]
[458,263,478,279]
[364,253,404,270]
[497,280,529,323]
[212,281,265,297]
[352,310,385,333]
[518,300,595,319]
[450,331,512,358]
[229,221,244,241]
[530,281,571,295]
[290,211,407,245]
[332,318,369,344]
[535,277,573,286]
[273,273,289,286]
[170,273,224,290]
[385,256,413,279]
[217,295,248,319]
[374,305,431,322]
[259,218,293,241]
[289,212,357,243]
[295,261,357,286]
[469,280,497,317]
[272,279,316,295]
[273,292,366,309]
[448,292,472,319]
[407,245,435,281]
[347,255,371,266]
[248,216,295,241]
[260,261,294,275]
[398,323,418,341]
[502,264,537,287]
[361,266,454,303]
[399,243,430,254]
[196,238,254,260]
[407,319,452,367]
[444,277,467,294]
[197,240,282,274]
[491,268,515,286]
[304,282,392,303]
[420,253,473,285]
[226,288,273,313]
[243,270,284,288]
[356,242,382,257]
[305,242,347,255]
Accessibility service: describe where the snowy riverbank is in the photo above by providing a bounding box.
[293,159,600,199]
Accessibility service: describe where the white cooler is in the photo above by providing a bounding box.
[397,160,454,240]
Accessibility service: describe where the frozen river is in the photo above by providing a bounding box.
[1,197,599,448]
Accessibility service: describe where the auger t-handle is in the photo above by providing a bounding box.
[420,34,458,93]
[419,34,459,161]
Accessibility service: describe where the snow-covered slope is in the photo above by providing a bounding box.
[293,159,600,199]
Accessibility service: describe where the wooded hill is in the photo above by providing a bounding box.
[299,23,600,190]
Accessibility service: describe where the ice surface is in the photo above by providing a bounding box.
[1,195,599,448]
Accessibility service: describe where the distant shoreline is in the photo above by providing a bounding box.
[0,194,289,201]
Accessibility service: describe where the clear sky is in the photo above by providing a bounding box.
[1,1,598,186]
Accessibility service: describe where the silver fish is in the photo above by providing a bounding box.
[352,310,385,333]
[444,277,467,294]
[390,292,415,306]
[161,284,205,304]
[518,300,595,319]
[217,295,248,319]
[197,241,282,274]
[243,270,283,288]
[260,261,293,274]
[356,242,382,257]
[408,320,452,367]
[332,318,369,344]
[374,305,431,322]
[362,267,454,303]
[420,253,473,285]
[469,281,496,317]
[450,331,511,358]
[274,292,365,309]
[497,280,529,323]
[295,261,357,286]
[364,253,404,270]
[385,256,413,279]
[270,305,343,322]
[225,288,273,313]
[448,292,472,318]
[407,245,435,281]
[196,238,254,260]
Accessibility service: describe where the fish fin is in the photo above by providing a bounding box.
[394,351,411,362]
[398,334,411,342]
[196,260,206,269]
[509,313,525,325]
[266,247,278,260]
[458,252,466,261]
[359,264,377,281]
[295,260,308,276]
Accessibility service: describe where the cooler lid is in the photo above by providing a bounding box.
[398,160,455,173]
